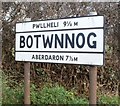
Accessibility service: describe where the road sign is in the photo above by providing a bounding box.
[15,15,104,65]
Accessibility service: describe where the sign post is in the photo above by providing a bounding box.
[89,66,97,105]
[15,16,104,105]
[24,62,30,104]
[89,11,98,105]
[23,18,31,105]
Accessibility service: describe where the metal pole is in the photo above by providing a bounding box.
[24,62,30,104]
[88,1,97,104]
[24,18,31,105]
[89,66,97,105]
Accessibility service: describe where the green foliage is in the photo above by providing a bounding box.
[2,75,88,104]
[2,86,24,104]
[2,80,24,104]
[98,95,119,104]
[2,74,119,105]
[31,83,88,104]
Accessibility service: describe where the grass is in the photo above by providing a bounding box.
[2,73,119,104]
[98,95,119,104]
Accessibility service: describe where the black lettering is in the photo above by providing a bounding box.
[45,55,48,60]
[42,55,44,59]
[36,55,39,60]
[26,35,33,48]
[56,55,59,60]
[43,23,46,28]
[56,22,59,27]
[39,55,41,60]
[34,35,41,48]
[52,55,55,60]
[76,33,85,48]
[40,23,43,28]
[49,55,52,60]
[74,57,78,61]
[60,55,64,60]
[36,24,39,28]
[33,24,35,29]
[87,32,96,48]
[51,22,53,27]
[43,35,53,48]
[65,33,74,48]
[32,55,35,59]
[74,22,78,26]
[55,34,63,48]
[20,36,25,48]
[46,23,51,27]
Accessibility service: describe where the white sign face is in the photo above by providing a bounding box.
[16,16,104,32]
[15,16,104,65]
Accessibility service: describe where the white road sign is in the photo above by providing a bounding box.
[16,16,104,32]
[15,16,104,65]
